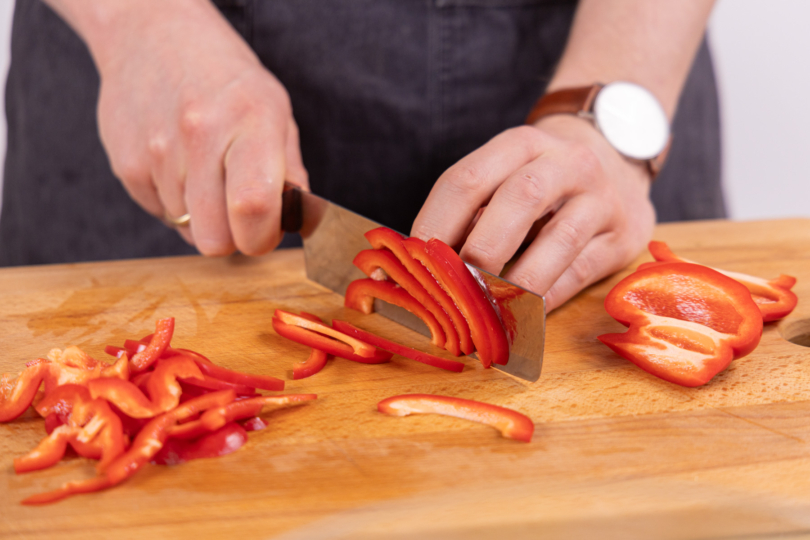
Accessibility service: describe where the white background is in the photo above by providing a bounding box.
[0,0,805,221]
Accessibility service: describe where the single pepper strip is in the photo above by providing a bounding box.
[291,312,330,380]
[345,278,447,349]
[378,394,534,442]
[332,320,464,373]
[366,228,474,355]
[168,348,285,391]
[275,309,376,357]
[272,317,392,364]
[423,238,510,367]
[644,240,798,322]
[130,317,175,372]
[598,262,763,387]
[354,248,459,354]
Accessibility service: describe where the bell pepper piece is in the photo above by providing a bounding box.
[241,416,269,432]
[366,228,475,355]
[354,248,460,354]
[275,309,376,357]
[88,356,203,418]
[378,394,534,442]
[344,278,447,348]
[645,241,798,322]
[272,317,392,364]
[0,360,52,422]
[130,317,175,372]
[19,385,125,473]
[598,262,763,387]
[152,422,248,466]
[170,348,285,391]
[178,373,256,395]
[422,238,510,367]
[291,312,330,380]
[21,476,112,506]
[332,320,464,372]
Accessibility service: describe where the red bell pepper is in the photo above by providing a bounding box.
[22,390,238,505]
[88,356,204,418]
[421,238,509,367]
[598,262,763,387]
[18,385,125,473]
[152,422,248,466]
[291,312,330,380]
[645,241,798,322]
[272,316,392,364]
[332,320,464,373]
[344,279,447,348]
[169,348,285,391]
[365,228,474,355]
[378,394,534,442]
[274,309,376,358]
[353,248,460,355]
[127,318,175,372]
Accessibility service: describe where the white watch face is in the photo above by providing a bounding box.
[593,82,669,160]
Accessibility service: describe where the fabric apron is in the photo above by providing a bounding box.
[0,0,724,267]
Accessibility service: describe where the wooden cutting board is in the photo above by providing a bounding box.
[2,218,810,539]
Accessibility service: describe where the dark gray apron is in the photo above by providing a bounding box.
[0,0,724,267]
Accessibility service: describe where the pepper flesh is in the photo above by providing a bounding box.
[354,248,459,354]
[645,240,798,322]
[378,394,534,442]
[345,278,447,348]
[130,318,175,372]
[366,228,474,355]
[598,262,763,387]
[332,320,464,372]
[291,312,330,380]
[422,238,510,367]
[275,309,376,357]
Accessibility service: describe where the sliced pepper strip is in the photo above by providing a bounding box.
[152,422,248,466]
[367,228,474,355]
[292,312,330,380]
[645,240,798,322]
[378,394,534,442]
[275,309,376,357]
[598,262,763,387]
[332,320,464,373]
[169,348,285,391]
[354,248,459,354]
[130,317,175,372]
[272,318,392,364]
[17,385,125,473]
[423,238,510,367]
[344,279,446,349]
[88,356,204,418]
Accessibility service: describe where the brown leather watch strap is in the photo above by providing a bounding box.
[524,83,669,181]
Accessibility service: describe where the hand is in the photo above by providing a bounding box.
[411,114,656,312]
[92,1,307,256]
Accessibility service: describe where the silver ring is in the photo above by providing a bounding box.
[165,212,191,227]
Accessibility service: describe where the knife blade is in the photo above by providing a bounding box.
[281,183,545,382]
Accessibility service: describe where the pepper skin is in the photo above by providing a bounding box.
[291,312,330,380]
[422,238,510,367]
[645,241,798,322]
[275,309,376,358]
[169,348,285,391]
[130,318,175,372]
[332,320,464,373]
[353,248,459,354]
[378,394,534,442]
[344,278,447,349]
[598,262,763,387]
[366,228,474,355]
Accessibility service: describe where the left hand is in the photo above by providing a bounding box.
[410,114,656,312]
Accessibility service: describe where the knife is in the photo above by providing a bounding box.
[281,183,545,382]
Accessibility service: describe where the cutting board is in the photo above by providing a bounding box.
[2,218,810,539]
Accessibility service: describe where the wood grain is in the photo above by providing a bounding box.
[1,218,810,540]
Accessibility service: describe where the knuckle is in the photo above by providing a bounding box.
[111,155,148,184]
[179,105,213,139]
[509,265,545,295]
[445,163,488,195]
[509,171,546,207]
[463,238,503,270]
[551,218,586,251]
[567,253,597,288]
[147,133,170,160]
[229,185,275,219]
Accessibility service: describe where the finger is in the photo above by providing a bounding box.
[458,149,577,275]
[223,122,287,256]
[411,126,546,246]
[541,231,630,312]
[284,118,309,190]
[502,194,612,298]
[147,131,196,245]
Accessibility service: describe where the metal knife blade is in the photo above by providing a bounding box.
[281,183,545,382]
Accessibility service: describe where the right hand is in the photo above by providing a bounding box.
[88,0,307,256]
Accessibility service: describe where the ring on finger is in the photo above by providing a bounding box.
[164,212,191,227]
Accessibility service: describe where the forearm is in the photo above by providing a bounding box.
[548,0,715,119]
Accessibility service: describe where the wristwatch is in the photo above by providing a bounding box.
[525,82,671,179]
